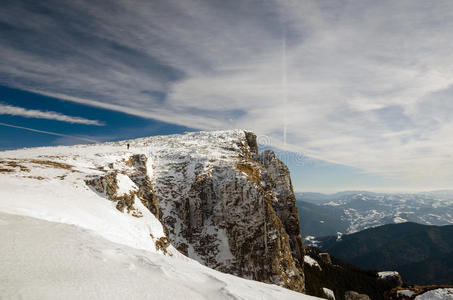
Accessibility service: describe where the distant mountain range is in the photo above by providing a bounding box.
[296,191,453,237]
[318,222,453,285]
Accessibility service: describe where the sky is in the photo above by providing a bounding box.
[1,0,453,193]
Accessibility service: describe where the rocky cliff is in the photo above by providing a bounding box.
[148,130,305,292]
[0,130,305,292]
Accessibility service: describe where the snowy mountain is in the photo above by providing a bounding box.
[297,191,453,236]
[0,130,315,299]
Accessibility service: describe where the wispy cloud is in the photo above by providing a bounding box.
[2,0,453,189]
[0,104,103,126]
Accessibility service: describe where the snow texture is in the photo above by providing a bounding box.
[304,255,322,270]
[322,287,335,300]
[0,212,319,300]
[397,290,415,297]
[415,288,453,300]
[378,271,399,279]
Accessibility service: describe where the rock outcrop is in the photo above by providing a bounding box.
[255,149,305,269]
[85,154,159,219]
[378,271,403,289]
[319,253,332,265]
[81,130,305,292]
[150,130,305,292]
[345,291,371,300]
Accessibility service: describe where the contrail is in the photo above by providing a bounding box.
[281,25,288,146]
[0,122,98,143]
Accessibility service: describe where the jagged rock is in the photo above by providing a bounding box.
[126,154,161,218]
[244,131,258,155]
[255,149,305,268]
[82,130,305,293]
[345,291,371,300]
[85,171,118,200]
[85,171,139,215]
[319,253,332,265]
[323,287,335,300]
[378,271,403,288]
[151,130,306,292]
[85,155,160,220]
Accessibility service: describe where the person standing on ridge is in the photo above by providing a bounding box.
[127,143,130,150]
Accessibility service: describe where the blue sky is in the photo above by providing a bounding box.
[1,0,453,193]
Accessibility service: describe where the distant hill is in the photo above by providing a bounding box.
[296,200,348,236]
[319,222,453,285]
[397,251,453,285]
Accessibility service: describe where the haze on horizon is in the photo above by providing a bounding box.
[1,0,453,193]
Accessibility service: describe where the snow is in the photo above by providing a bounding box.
[378,271,399,279]
[393,216,407,223]
[304,236,320,247]
[0,172,177,256]
[0,212,320,300]
[415,288,453,300]
[322,287,335,300]
[116,173,138,195]
[304,255,321,270]
[397,290,415,297]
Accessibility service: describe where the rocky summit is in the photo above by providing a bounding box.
[0,129,305,293]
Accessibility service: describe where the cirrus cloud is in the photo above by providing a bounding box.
[0,104,103,126]
[1,0,453,189]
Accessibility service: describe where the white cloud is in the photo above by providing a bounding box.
[2,0,453,188]
[0,104,103,126]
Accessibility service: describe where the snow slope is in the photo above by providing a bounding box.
[0,212,319,300]
[0,130,246,255]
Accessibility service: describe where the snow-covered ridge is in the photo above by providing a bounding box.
[0,212,320,300]
[0,130,246,253]
[0,130,308,297]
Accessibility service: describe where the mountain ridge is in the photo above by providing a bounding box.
[296,191,453,237]
[0,129,307,295]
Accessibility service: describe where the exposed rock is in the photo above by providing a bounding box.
[345,291,371,300]
[81,130,305,293]
[387,286,453,300]
[255,149,305,269]
[151,130,306,292]
[85,155,160,220]
[126,154,161,218]
[85,171,119,200]
[319,253,332,265]
[378,271,403,288]
[323,287,335,300]
[244,131,258,155]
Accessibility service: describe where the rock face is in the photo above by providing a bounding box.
[319,253,332,265]
[255,150,305,269]
[85,154,160,220]
[345,291,371,300]
[149,130,305,292]
[378,271,403,289]
[82,130,305,292]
